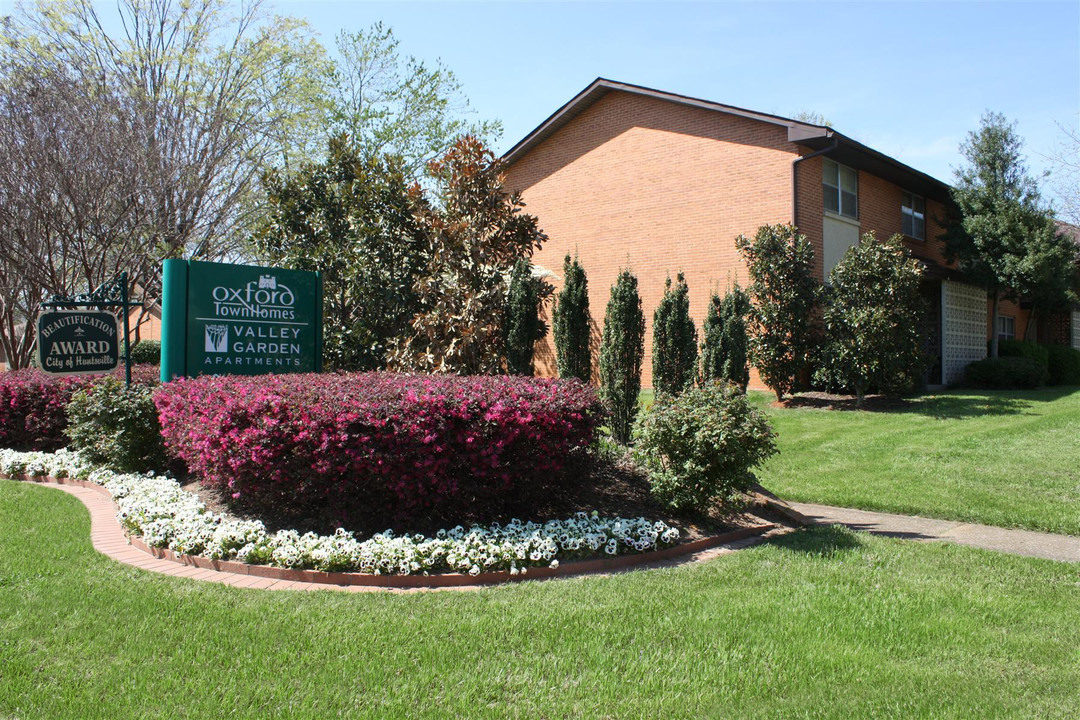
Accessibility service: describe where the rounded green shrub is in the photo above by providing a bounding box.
[995,339,1049,384]
[964,357,1045,389]
[634,381,777,512]
[66,377,166,473]
[130,340,161,365]
[1045,345,1080,386]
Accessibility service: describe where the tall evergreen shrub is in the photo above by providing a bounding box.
[599,269,645,445]
[553,254,592,382]
[652,274,698,395]
[701,286,751,390]
[504,259,541,375]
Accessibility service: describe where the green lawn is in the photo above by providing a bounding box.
[752,387,1080,536]
[2,480,1078,719]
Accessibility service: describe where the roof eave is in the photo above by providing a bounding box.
[794,131,953,204]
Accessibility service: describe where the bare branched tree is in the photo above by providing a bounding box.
[0,0,328,367]
[1046,118,1080,225]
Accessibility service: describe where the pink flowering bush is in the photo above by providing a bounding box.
[154,373,603,523]
[0,366,159,451]
[0,370,90,450]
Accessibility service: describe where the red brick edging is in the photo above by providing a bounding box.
[3,472,775,592]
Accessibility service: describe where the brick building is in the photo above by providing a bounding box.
[502,78,1080,388]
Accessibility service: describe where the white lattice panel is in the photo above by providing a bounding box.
[1072,310,1080,351]
[942,280,987,385]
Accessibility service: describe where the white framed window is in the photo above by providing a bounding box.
[902,191,926,240]
[823,158,858,219]
[997,315,1015,341]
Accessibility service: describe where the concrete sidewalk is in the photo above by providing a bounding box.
[788,502,1080,563]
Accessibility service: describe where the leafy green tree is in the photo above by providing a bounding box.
[388,136,548,375]
[701,286,751,390]
[652,274,698,395]
[599,269,646,445]
[736,224,819,400]
[253,137,427,370]
[817,233,926,406]
[945,112,1076,357]
[504,259,547,375]
[553,254,592,383]
[327,23,501,176]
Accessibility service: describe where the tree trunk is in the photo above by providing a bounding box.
[1023,307,1038,342]
[855,383,865,409]
[989,290,1001,359]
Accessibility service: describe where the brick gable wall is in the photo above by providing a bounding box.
[504,92,798,386]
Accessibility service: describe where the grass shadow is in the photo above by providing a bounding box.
[899,386,1080,419]
[893,393,1034,420]
[767,525,865,556]
[776,386,1080,420]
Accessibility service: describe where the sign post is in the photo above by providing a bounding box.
[160,259,322,382]
[39,272,132,384]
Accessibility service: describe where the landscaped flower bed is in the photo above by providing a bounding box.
[154,373,603,524]
[0,366,160,451]
[0,448,679,576]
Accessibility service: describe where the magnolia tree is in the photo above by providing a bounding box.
[701,285,751,391]
[388,136,548,374]
[736,224,819,400]
[652,274,698,395]
[599,269,646,445]
[817,233,926,406]
[553,255,593,383]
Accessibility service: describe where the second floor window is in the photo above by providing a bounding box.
[823,158,857,219]
[902,191,926,240]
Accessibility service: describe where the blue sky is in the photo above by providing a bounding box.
[8,0,1075,201]
[279,0,1078,205]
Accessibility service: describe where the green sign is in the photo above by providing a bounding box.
[37,310,120,375]
[161,259,322,381]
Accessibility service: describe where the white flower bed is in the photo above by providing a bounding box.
[0,448,680,576]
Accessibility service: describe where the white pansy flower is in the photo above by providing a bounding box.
[2,449,680,576]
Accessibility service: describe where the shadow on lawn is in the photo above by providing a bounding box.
[778,386,1080,420]
[901,386,1080,420]
[767,525,865,556]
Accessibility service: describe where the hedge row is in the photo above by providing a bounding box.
[0,366,159,451]
[154,373,602,523]
[965,357,1046,389]
[970,340,1080,388]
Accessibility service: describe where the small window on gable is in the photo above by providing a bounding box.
[823,158,857,219]
[997,315,1015,341]
[902,191,926,240]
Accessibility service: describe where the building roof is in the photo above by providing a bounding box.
[1056,219,1080,248]
[502,78,953,203]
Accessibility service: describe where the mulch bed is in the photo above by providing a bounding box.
[773,391,913,412]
